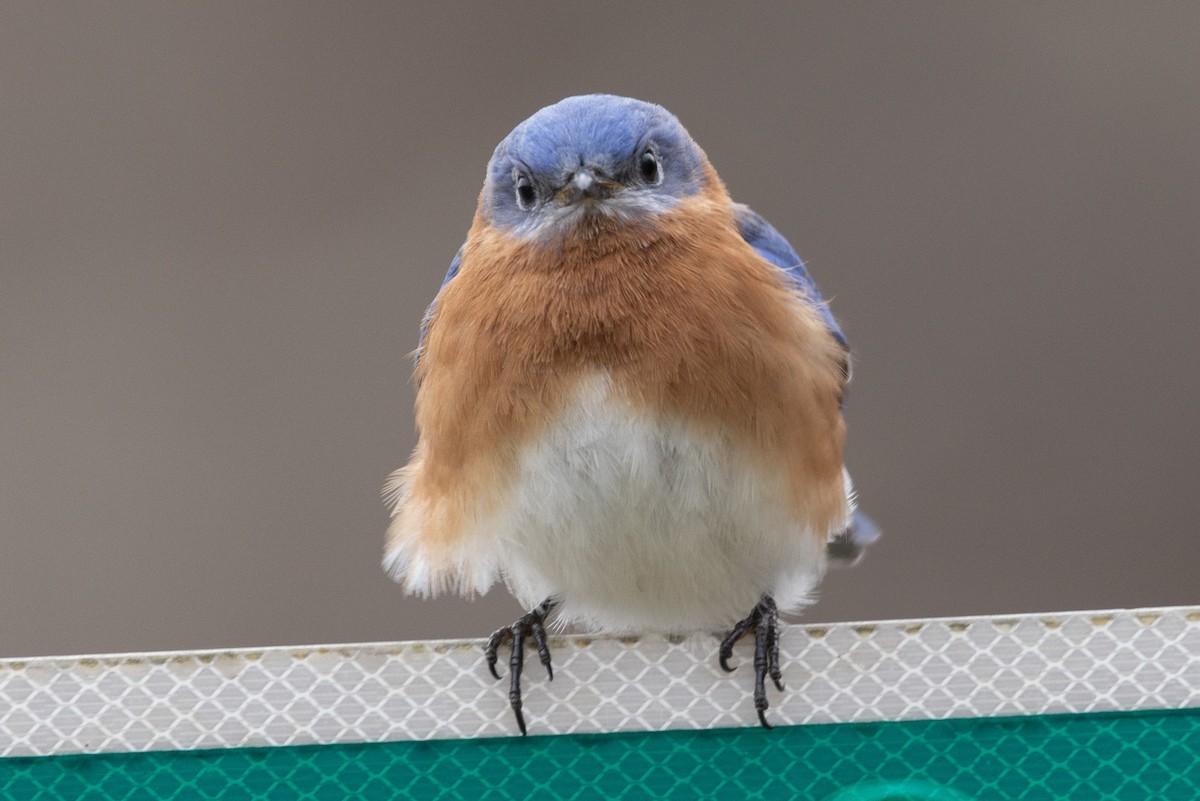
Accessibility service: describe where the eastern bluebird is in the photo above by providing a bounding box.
[384,95,878,734]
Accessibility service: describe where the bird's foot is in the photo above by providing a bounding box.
[484,598,556,735]
[718,595,784,729]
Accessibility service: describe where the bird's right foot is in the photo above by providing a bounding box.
[484,598,556,735]
[718,595,785,729]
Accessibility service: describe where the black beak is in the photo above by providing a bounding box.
[558,168,618,204]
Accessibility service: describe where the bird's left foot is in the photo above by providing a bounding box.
[484,598,556,735]
[718,595,784,729]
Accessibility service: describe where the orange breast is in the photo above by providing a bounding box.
[404,171,848,554]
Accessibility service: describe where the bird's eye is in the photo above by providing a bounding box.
[514,174,537,210]
[638,150,662,185]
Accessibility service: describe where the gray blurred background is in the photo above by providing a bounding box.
[2,3,1197,658]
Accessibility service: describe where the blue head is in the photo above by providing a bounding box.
[481,95,708,239]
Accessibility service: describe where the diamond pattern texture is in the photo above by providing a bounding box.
[1,606,1197,758]
[2,710,1198,799]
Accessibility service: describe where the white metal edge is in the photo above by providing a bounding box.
[1,605,1197,757]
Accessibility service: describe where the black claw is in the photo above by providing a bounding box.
[509,624,526,734]
[530,616,553,681]
[719,595,786,729]
[485,598,557,735]
[484,629,505,680]
[513,705,527,737]
[509,665,527,736]
[718,614,755,672]
[718,644,735,673]
[764,598,785,692]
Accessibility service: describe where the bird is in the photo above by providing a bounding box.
[383,94,878,734]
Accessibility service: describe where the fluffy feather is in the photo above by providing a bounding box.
[385,170,852,630]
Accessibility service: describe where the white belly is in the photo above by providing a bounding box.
[491,375,832,633]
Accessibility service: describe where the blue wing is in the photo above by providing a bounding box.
[414,245,463,367]
[736,206,878,556]
[734,204,847,350]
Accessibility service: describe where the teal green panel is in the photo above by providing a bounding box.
[2,710,1199,800]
